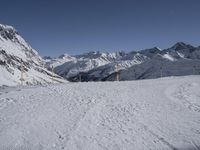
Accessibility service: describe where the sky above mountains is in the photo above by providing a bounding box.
[0,0,200,56]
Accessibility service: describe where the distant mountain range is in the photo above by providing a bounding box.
[44,42,200,82]
[0,23,199,86]
[0,24,65,86]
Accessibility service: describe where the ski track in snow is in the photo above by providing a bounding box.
[0,76,200,150]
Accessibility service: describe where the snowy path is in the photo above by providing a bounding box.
[0,76,200,150]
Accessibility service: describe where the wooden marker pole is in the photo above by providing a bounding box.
[20,63,25,85]
[79,74,82,82]
[116,64,120,81]
[193,65,196,75]
[51,66,54,73]
[160,66,163,78]
[133,69,136,80]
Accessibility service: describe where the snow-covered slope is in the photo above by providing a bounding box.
[0,24,65,86]
[0,75,200,149]
[106,55,200,81]
[48,42,200,81]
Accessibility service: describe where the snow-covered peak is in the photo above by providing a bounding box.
[58,53,74,59]
[0,24,17,34]
[141,47,162,52]
[171,42,194,51]
[75,51,125,60]
[44,53,77,69]
[155,47,162,51]
[75,51,103,59]
[43,56,52,60]
[139,47,162,58]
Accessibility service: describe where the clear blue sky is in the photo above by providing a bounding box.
[1,0,200,56]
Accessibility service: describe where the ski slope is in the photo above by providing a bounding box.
[0,76,200,150]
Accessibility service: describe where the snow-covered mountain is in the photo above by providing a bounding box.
[44,51,148,81]
[106,43,200,81]
[46,43,200,82]
[68,53,147,82]
[44,51,133,79]
[0,24,65,86]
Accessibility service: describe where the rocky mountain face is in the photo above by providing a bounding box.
[45,42,200,82]
[0,24,65,86]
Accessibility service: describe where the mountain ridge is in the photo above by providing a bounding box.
[44,42,200,81]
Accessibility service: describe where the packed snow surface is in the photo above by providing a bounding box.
[0,76,200,150]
